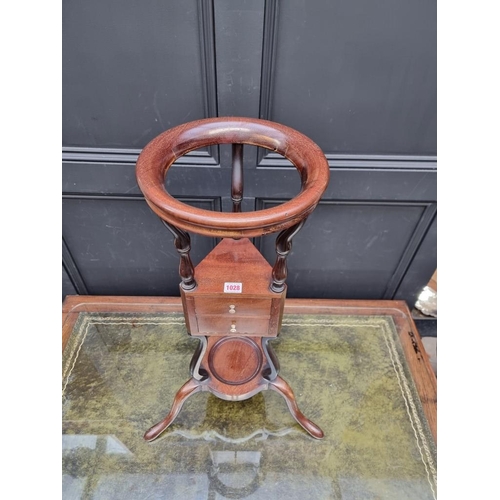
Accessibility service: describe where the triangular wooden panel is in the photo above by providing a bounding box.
[192,238,274,296]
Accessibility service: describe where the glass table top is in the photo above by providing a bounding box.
[63,312,436,499]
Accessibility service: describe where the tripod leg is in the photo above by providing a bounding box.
[144,377,202,441]
[268,376,324,439]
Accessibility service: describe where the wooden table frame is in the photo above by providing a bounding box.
[62,295,437,443]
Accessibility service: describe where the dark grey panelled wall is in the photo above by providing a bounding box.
[62,0,437,307]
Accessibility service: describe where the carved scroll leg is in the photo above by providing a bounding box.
[144,377,203,442]
[268,376,324,439]
[262,337,280,381]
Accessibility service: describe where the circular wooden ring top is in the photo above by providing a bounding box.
[136,117,330,238]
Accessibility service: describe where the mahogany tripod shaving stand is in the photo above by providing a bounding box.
[135,117,329,440]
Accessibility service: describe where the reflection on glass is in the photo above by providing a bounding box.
[63,313,436,499]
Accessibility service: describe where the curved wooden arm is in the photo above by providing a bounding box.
[136,117,329,238]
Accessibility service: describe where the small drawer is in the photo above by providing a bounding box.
[194,297,271,317]
[196,315,270,335]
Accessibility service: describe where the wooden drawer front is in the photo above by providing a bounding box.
[196,315,270,335]
[194,297,271,317]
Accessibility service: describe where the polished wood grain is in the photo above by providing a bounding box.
[186,238,278,297]
[208,337,262,385]
[195,315,271,336]
[406,313,438,438]
[62,296,437,443]
[135,117,330,238]
[182,238,284,338]
[194,297,271,316]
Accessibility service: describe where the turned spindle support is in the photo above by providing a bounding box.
[231,143,244,213]
[162,220,197,291]
[270,220,306,293]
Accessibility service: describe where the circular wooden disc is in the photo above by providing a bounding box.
[208,337,262,386]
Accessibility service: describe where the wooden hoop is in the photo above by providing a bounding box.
[136,117,330,238]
